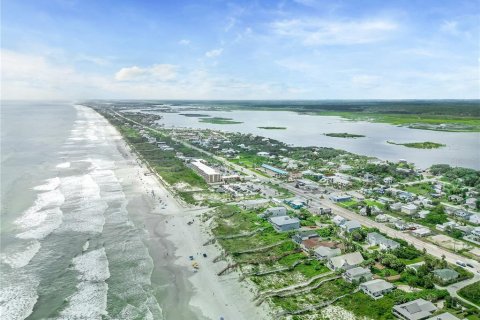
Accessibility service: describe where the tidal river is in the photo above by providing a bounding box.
[0,102,165,319]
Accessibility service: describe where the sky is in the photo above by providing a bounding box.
[1,0,479,100]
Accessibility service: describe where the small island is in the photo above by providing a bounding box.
[387,141,446,149]
[257,126,287,130]
[199,117,243,124]
[180,113,211,118]
[324,132,365,138]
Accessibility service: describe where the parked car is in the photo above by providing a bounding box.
[456,260,466,267]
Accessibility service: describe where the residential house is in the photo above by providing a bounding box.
[426,313,461,320]
[292,230,319,245]
[260,207,287,219]
[360,279,395,300]
[340,220,362,234]
[285,198,305,209]
[367,232,400,250]
[392,299,437,320]
[375,214,389,223]
[391,202,403,211]
[314,246,341,260]
[332,215,347,226]
[448,195,463,204]
[343,266,373,283]
[327,252,364,271]
[436,221,459,232]
[466,198,477,210]
[469,214,480,225]
[383,176,394,185]
[270,216,300,232]
[432,269,459,283]
[411,227,431,237]
[329,194,353,202]
[402,204,418,215]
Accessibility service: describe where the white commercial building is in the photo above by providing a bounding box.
[190,160,221,183]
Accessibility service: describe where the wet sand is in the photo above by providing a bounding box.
[106,112,271,320]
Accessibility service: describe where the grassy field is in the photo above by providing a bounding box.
[318,111,480,132]
[405,183,434,196]
[458,281,480,306]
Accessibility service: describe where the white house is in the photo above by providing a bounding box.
[360,279,395,300]
[314,246,341,260]
[327,252,364,271]
[343,266,373,283]
[401,204,418,215]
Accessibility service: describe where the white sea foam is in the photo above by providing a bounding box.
[82,241,90,252]
[58,248,110,319]
[0,278,39,320]
[16,207,63,240]
[1,240,41,269]
[33,177,61,191]
[15,189,64,230]
[56,162,71,169]
[72,248,110,282]
[60,174,106,233]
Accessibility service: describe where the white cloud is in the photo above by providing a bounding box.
[178,39,190,45]
[271,18,398,45]
[114,64,177,81]
[205,48,223,58]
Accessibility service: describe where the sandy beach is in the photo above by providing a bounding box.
[107,113,271,320]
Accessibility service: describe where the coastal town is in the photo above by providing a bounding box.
[90,103,480,320]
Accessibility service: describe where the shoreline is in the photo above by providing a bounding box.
[98,107,272,319]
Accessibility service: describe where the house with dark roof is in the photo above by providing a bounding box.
[392,299,437,320]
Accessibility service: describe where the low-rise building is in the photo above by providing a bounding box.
[332,215,347,226]
[270,216,300,232]
[292,230,319,245]
[402,204,418,215]
[360,279,395,299]
[392,299,437,320]
[343,266,373,283]
[260,206,287,219]
[190,160,221,183]
[411,227,431,237]
[314,246,341,260]
[285,198,305,209]
[329,194,353,203]
[340,220,362,233]
[327,252,364,271]
[367,232,400,250]
[426,313,461,320]
[432,269,459,283]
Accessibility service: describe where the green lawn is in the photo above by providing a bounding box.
[458,281,480,306]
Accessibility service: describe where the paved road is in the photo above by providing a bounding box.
[113,110,480,303]
[438,275,480,309]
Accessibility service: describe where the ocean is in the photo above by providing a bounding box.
[1,102,164,319]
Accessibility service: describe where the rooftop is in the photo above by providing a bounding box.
[191,160,219,175]
[270,216,300,226]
